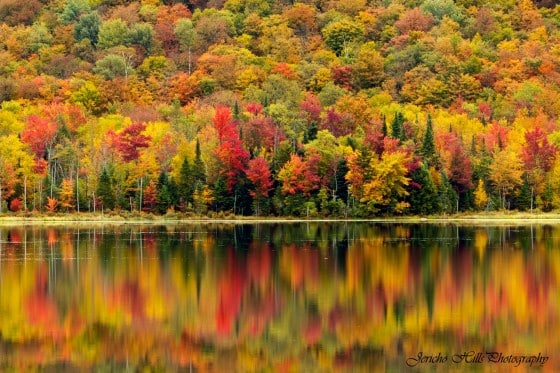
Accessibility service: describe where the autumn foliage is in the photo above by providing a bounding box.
[0,0,559,215]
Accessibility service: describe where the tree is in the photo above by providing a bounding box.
[213,107,249,191]
[407,163,439,215]
[277,153,320,197]
[126,23,155,55]
[489,149,524,209]
[75,12,101,45]
[322,19,364,57]
[97,19,128,49]
[391,112,405,141]
[521,126,557,173]
[177,156,194,208]
[359,150,411,214]
[473,179,488,210]
[142,180,157,212]
[156,171,173,214]
[421,114,436,163]
[109,122,151,162]
[175,18,196,74]
[193,138,206,189]
[96,168,115,210]
[59,178,75,212]
[351,43,385,89]
[246,156,273,215]
[59,0,90,24]
[93,54,130,80]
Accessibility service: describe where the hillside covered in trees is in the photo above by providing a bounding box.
[1,0,560,216]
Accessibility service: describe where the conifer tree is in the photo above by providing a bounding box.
[407,163,439,215]
[156,171,172,214]
[96,168,115,210]
[391,112,405,141]
[178,156,194,205]
[193,138,206,190]
[421,113,436,162]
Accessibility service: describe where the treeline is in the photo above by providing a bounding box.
[1,0,560,216]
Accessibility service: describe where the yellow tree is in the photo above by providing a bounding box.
[473,179,488,211]
[489,149,523,209]
[59,179,75,212]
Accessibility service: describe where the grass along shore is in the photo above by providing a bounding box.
[0,210,560,225]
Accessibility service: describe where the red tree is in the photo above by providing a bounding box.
[521,126,557,172]
[109,122,151,162]
[213,106,249,191]
[246,157,273,199]
[21,115,57,162]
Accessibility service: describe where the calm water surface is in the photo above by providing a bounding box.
[0,222,558,372]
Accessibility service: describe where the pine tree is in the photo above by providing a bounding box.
[438,171,458,214]
[177,156,194,206]
[421,113,436,162]
[381,114,387,137]
[514,176,532,211]
[156,171,172,214]
[193,138,206,190]
[391,112,405,141]
[96,168,115,210]
[407,164,439,215]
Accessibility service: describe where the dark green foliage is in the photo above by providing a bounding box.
[75,12,101,45]
[177,156,195,206]
[438,171,458,214]
[96,168,115,210]
[193,139,206,190]
[421,114,436,162]
[407,164,439,215]
[391,112,406,141]
[514,176,532,211]
[212,177,232,212]
[156,171,173,214]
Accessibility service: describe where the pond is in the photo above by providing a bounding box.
[0,222,557,371]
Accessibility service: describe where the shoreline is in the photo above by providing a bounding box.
[0,212,560,225]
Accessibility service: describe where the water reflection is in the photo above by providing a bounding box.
[0,223,558,371]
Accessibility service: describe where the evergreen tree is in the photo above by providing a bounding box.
[391,112,405,141]
[514,176,532,211]
[156,171,172,214]
[177,156,194,206]
[407,164,439,215]
[303,121,318,144]
[438,171,458,214]
[421,113,436,162]
[381,114,387,137]
[212,176,232,212]
[193,138,206,190]
[96,168,115,210]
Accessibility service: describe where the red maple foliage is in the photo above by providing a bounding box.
[521,126,557,172]
[109,122,151,162]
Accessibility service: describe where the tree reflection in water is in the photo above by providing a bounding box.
[0,222,557,372]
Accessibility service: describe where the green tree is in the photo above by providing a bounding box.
[407,163,439,215]
[126,23,155,55]
[156,171,173,214]
[177,156,195,207]
[175,18,196,74]
[96,168,115,210]
[75,12,101,45]
[97,19,128,49]
[93,54,130,80]
[60,0,90,24]
[322,19,364,57]
[421,113,436,163]
[391,112,405,141]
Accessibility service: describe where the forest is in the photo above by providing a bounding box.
[1,0,560,217]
